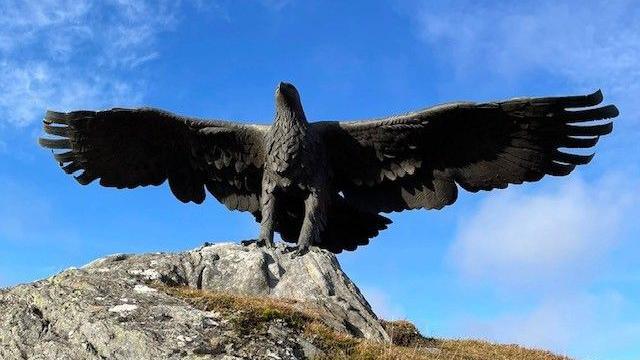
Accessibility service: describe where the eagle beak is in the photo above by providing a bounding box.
[278,82,293,92]
[275,82,298,101]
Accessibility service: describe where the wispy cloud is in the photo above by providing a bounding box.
[0,0,184,127]
[0,62,137,127]
[416,0,640,98]
[460,291,640,358]
[449,174,637,289]
[361,286,405,320]
[0,0,91,53]
[412,3,640,356]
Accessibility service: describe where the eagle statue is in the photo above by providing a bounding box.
[39,82,618,255]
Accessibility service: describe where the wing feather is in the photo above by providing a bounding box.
[314,90,618,212]
[39,108,268,213]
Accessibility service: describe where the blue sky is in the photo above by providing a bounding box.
[1,1,639,359]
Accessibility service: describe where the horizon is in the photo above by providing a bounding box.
[1,1,639,359]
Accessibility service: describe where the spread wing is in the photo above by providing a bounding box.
[314,90,618,213]
[39,108,268,214]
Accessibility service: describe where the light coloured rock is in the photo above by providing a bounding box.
[133,284,158,294]
[108,304,139,314]
[0,242,389,359]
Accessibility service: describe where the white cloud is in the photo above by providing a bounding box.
[415,5,640,355]
[0,0,179,59]
[449,174,636,288]
[0,62,139,127]
[0,0,91,50]
[416,1,640,103]
[0,0,184,127]
[461,291,640,359]
[361,286,405,320]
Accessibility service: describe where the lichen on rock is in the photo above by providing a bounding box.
[0,242,389,360]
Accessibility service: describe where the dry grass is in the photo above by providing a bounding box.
[159,284,316,334]
[309,320,571,360]
[156,284,572,360]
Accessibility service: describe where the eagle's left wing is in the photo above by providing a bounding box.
[313,90,618,213]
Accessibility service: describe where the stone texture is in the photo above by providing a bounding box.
[0,242,389,359]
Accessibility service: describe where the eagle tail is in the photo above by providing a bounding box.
[275,195,391,253]
[318,197,392,253]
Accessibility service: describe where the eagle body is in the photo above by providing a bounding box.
[39,82,618,254]
[265,92,319,190]
[260,85,331,250]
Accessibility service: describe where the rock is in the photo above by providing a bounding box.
[0,242,389,359]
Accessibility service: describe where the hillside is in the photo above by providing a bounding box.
[0,242,569,359]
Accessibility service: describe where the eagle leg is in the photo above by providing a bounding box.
[290,190,326,257]
[257,190,276,249]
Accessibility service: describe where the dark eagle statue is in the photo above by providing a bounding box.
[39,82,618,254]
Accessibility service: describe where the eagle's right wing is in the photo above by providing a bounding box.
[39,108,268,214]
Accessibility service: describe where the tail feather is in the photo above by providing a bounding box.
[275,196,391,253]
[319,197,391,253]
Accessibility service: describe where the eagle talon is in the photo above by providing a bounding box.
[240,239,258,247]
[255,237,275,249]
[284,245,310,258]
[282,245,296,253]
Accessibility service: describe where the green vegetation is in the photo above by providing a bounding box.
[159,285,313,334]
[156,284,571,360]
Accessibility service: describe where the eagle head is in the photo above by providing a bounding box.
[275,82,305,117]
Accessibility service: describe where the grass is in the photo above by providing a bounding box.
[155,284,572,360]
[159,285,315,334]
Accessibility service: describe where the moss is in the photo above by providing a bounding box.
[155,284,572,360]
[304,321,359,357]
[155,284,315,334]
[381,320,437,348]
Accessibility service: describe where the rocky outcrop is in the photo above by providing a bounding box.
[0,242,389,359]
